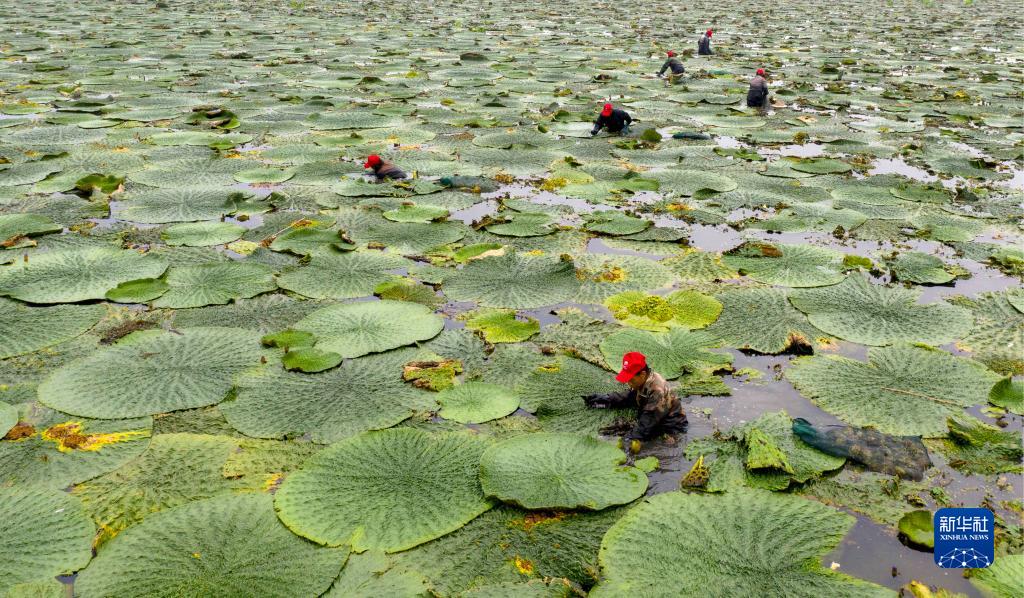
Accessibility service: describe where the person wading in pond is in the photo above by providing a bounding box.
[698,29,714,55]
[656,50,686,84]
[363,154,407,181]
[747,68,770,112]
[583,351,688,452]
[590,103,633,136]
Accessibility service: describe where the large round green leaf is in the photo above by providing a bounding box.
[117,188,245,224]
[706,288,829,354]
[277,251,410,299]
[161,221,245,247]
[393,504,626,595]
[274,428,494,552]
[222,355,433,444]
[950,291,1023,375]
[479,433,647,510]
[0,299,104,358]
[38,327,264,418]
[0,487,94,595]
[786,344,1001,437]
[516,356,633,434]
[970,553,1023,598]
[591,489,890,597]
[70,433,239,541]
[443,252,582,309]
[74,494,345,598]
[0,213,61,243]
[573,255,676,304]
[604,290,722,332]
[437,382,520,424]
[152,262,277,309]
[323,551,429,597]
[599,328,733,380]
[789,274,973,346]
[292,300,442,359]
[0,403,151,489]
[0,247,168,304]
[722,241,845,288]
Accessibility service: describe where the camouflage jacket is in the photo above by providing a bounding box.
[604,372,687,440]
[372,160,407,181]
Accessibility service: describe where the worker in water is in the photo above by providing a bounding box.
[363,154,407,181]
[583,351,688,448]
[590,103,633,136]
[698,29,713,55]
[656,50,686,84]
[747,68,770,112]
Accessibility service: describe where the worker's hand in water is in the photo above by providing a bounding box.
[583,393,611,408]
[622,436,641,465]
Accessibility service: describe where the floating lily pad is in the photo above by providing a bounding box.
[277,251,410,299]
[0,488,94,595]
[599,327,732,381]
[604,290,722,332]
[0,299,104,358]
[161,221,245,247]
[722,241,845,288]
[789,274,973,346]
[486,212,557,237]
[897,510,933,549]
[988,377,1023,415]
[153,262,276,308]
[224,352,432,444]
[383,203,449,223]
[275,428,494,552]
[706,288,829,354]
[479,433,647,510]
[105,278,170,303]
[75,494,346,597]
[437,382,520,424]
[444,252,582,309]
[463,308,539,343]
[0,247,168,304]
[969,553,1023,598]
[292,300,443,359]
[39,327,263,418]
[0,404,151,489]
[592,490,889,597]
[0,214,61,246]
[582,211,651,236]
[786,344,1000,437]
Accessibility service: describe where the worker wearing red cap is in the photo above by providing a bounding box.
[583,351,688,446]
[590,103,633,136]
[747,68,770,111]
[656,50,686,82]
[363,154,407,181]
[698,29,713,56]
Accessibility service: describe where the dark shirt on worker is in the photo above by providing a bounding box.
[591,109,633,135]
[658,57,686,76]
[698,34,713,55]
[600,372,687,440]
[747,75,769,108]
[371,160,407,181]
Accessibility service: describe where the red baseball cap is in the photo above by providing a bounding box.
[706,29,713,36]
[667,50,676,57]
[756,68,765,76]
[364,154,382,168]
[615,351,647,383]
[601,103,613,117]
